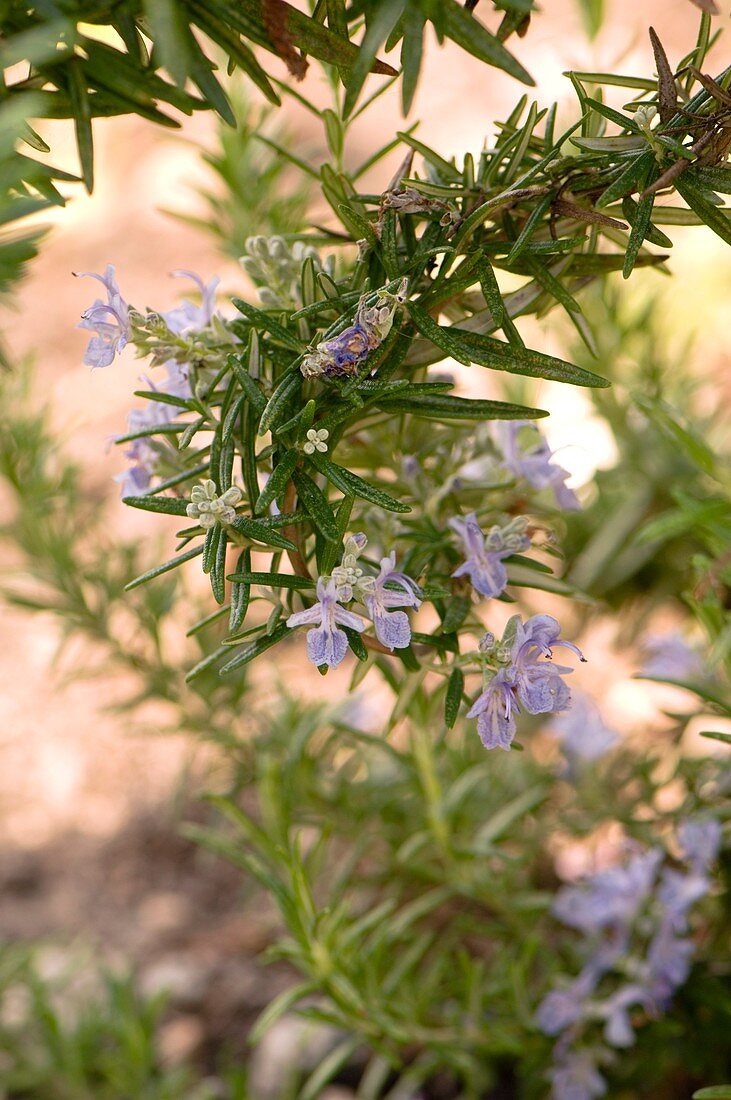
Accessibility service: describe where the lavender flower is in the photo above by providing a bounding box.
[467,667,519,750]
[76,265,130,368]
[548,1052,607,1100]
[449,513,529,598]
[639,632,703,681]
[301,278,408,379]
[287,577,364,669]
[360,552,422,650]
[161,270,220,335]
[536,966,600,1036]
[549,692,618,761]
[494,421,580,511]
[678,818,722,873]
[468,615,584,751]
[551,848,662,935]
[115,398,174,496]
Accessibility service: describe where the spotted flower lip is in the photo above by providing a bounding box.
[76,264,130,368]
[450,512,530,599]
[286,577,364,669]
[360,551,422,651]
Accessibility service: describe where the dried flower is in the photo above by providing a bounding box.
[301,278,408,379]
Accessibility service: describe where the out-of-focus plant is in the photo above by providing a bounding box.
[0,944,222,1099]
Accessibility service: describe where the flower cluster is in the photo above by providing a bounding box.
[186,480,242,529]
[450,512,530,599]
[301,278,409,379]
[495,421,580,511]
[286,534,421,669]
[78,268,220,495]
[241,236,332,309]
[537,821,722,1099]
[467,615,585,750]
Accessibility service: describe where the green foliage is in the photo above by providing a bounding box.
[0,945,213,1098]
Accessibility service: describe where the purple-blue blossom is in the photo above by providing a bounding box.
[468,615,585,750]
[548,1052,607,1100]
[678,818,722,873]
[551,848,662,935]
[76,265,130,368]
[301,278,408,379]
[549,692,618,762]
[287,577,364,669]
[161,271,220,335]
[494,421,580,511]
[449,513,530,599]
[639,632,704,681]
[361,552,421,650]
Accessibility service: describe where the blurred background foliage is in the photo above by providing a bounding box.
[0,1,730,1098]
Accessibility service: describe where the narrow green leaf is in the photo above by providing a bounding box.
[255,449,299,514]
[229,548,252,633]
[229,515,297,551]
[293,469,339,541]
[124,544,203,590]
[202,523,221,574]
[67,58,93,192]
[123,494,189,516]
[623,163,656,278]
[219,623,290,675]
[232,299,304,350]
[226,572,316,590]
[444,668,464,729]
[443,1,533,86]
[258,368,302,436]
[310,454,411,513]
[675,172,731,247]
[375,393,547,420]
[211,528,228,604]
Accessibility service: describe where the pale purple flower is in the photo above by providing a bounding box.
[657,867,711,931]
[468,615,584,751]
[639,632,703,681]
[598,985,647,1047]
[495,421,580,511]
[361,552,421,650]
[549,693,618,761]
[115,399,171,495]
[449,513,529,598]
[467,667,519,750]
[678,818,722,873]
[76,264,130,368]
[162,271,220,335]
[287,577,364,669]
[552,849,663,935]
[536,966,599,1036]
[548,1052,607,1100]
[645,923,694,1007]
[511,614,585,716]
